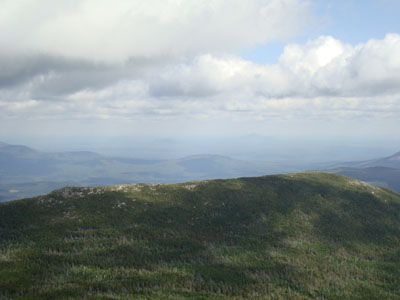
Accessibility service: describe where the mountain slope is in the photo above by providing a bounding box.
[365,151,400,168]
[326,150,400,192]
[330,166,400,192]
[1,172,399,299]
[330,150,400,169]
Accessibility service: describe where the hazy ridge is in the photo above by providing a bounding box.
[0,141,320,202]
[1,141,400,202]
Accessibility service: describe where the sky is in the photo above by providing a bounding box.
[0,0,399,156]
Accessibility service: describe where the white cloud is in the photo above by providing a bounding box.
[0,0,310,62]
[146,34,400,99]
[1,34,400,125]
[0,0,399,138]
[279,36,351,75]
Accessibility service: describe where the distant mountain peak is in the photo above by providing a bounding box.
[388,151,400,160]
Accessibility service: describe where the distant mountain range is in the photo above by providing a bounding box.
[1,141,400,201]
[0,141,305,202]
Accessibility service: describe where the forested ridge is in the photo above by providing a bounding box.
[1,172,399,299]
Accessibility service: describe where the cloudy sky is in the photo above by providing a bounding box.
[0,0,399,149]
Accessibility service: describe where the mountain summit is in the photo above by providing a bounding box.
[1,172,399,299]
[388,151,400,160]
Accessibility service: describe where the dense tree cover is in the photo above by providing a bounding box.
[0,172,399,299]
